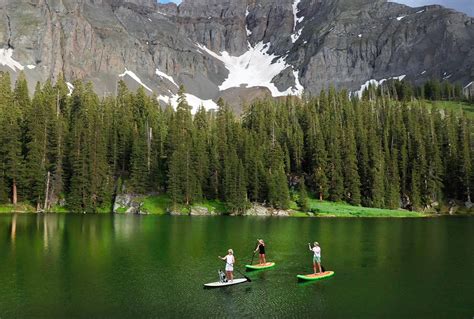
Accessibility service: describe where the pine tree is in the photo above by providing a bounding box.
[167,87,196,205]
[341,103,361,205]
[45,77,70,209]
[424,112,443,205]
[304,103,329,201]
[0,72,23,205]
[459,115,472,202]
[386,148,401,209]
[267,144,290,209]
[24,82,48,208]
[443,111,460,199]
[298,176,309,211]
[66,81,111,212]
[367,118,385,208]
[326,115,344,202]
[192,106,210,201]
[129,88,154,193]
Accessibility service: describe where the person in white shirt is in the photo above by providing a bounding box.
[308,242,322,274]
[219,249,235,282]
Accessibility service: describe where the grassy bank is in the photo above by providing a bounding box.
[306,200,426,218]
[0,203,113,214]
[141,195,171,215]
[428,100,474,118]
[2,196,468,217]
[0,203,36,213]
[117,194,429,218]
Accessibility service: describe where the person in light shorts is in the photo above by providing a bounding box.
[219,249,235,282]
[308,242,322,274]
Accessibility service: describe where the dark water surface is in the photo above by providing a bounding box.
[0,215,472,318]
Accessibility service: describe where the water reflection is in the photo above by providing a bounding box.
[0,215,472,318]
[0,216,468,270]
[11,214,16,242]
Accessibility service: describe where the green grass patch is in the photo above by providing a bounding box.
[96,204,113,214]
[0,203,36,213]
[290,211,309,217]
[307,199,425,218]
[116,207,128,214]
[48,205,69,213]
[288,200,300,210]
[427,100,474,118]
[141,194,172,215]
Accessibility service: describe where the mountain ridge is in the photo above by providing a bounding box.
[0,0,472,110]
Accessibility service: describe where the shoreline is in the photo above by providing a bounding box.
[2,196,472,218]
[1,209,471,218]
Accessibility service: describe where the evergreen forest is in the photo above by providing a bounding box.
[0,72,472,213]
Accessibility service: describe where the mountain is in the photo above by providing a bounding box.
[0,0,473,111]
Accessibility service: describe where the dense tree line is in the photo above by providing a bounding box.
[364,79,467,102]
[0,72,472,213]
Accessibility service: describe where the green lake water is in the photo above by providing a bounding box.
[0,215,472,318]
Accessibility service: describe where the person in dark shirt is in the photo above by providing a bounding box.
[254,239,266,265]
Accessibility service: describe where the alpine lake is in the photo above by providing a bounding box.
[0,214,472,318]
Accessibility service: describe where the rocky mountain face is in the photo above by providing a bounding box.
[0,0,473,111]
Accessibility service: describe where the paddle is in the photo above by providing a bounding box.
[219,257,252,282]
[250,251,256,265]
[250,243,258,265]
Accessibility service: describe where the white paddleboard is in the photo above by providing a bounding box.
[204,278,248,288]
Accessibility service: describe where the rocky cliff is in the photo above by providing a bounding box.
[0,0,473,111]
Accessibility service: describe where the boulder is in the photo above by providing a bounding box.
[244,205,271,216]
[190,206,212,216]
[273,210,290,217]
[113,194,141,214]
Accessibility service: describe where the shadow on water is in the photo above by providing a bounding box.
[297,277,335,287]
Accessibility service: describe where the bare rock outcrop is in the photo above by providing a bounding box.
[0,0,472,108]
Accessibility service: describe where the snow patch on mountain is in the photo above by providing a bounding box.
[291,0,304,43]
[354,75,406,98]
[119,70,152,92]
[156,68,178,87]
[396,15,407,21]
[292,0,304,28]
[246,25,252,36]
[0,49,24,71]
[291,70,304,95]
[291,28,304,43]
[158,93,218,114]
[196,42,304,97]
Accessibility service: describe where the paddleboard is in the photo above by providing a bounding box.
[297,271,334,281]
[204,278,248,288]
[245,262,276,270]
